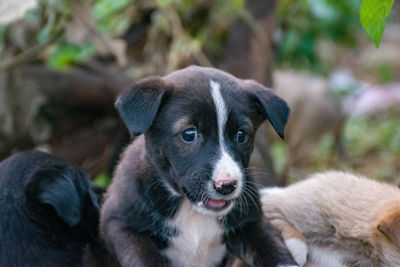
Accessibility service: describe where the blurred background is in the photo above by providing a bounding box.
[0,0,399,187]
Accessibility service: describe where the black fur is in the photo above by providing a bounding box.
[101,66,296,267]
[243,80,290,139]
[0,151,100,267]
[115,77,168,136]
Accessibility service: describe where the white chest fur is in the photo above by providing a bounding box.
[162,200,227,267]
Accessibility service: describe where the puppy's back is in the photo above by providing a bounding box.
[262,171,400,239]
[0,151,101,267]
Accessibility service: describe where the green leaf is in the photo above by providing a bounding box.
[93,173,111,188]
[360,0,394,48]
[47,43,95,70]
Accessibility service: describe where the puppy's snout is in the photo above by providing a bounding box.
[214,179,238,195]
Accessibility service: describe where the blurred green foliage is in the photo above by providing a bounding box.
[7,0,390,74]
[0,25,5,52]
[36,0,70,44]
[92,0,132,35]
[46,0,133,70]
[2,0,396,72]
[376,63,396,83]
[319,114,399,181]
[345,114,400,155]
[270,142,288,174]
[93,172,112,188]
[272,112,400,183]
[1,0,247,71]
[48,43,95,69]
[342,114,400,181]
[277,0,361,72]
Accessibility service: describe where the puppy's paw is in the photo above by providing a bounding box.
[284,238,308,266]
[276,265,300,267]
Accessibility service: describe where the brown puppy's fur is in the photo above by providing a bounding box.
[261,171,400,267]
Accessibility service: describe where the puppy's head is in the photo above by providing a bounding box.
[116,66,289,216]
[25,158,100,240]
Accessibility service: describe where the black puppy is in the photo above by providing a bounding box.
[0,151,100,267]
[100,66,298,267]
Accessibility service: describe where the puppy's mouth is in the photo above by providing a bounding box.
[203,198,231,211]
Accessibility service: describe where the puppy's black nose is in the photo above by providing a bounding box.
[214,179,237,195]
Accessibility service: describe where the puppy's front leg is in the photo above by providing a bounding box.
[226,220,298,267]
[102,219,167,267]
[269,218,308,266]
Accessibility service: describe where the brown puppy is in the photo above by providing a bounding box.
[261,171,400,267]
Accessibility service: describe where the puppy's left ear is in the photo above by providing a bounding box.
[115,76,168,136]
[243,80,290,139]
[377,203,400,247]
[26,166,82,227]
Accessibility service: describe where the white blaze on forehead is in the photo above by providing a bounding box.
[209,80,243,196]
[210,80,227,146]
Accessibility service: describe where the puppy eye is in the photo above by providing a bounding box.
[181,128,198,143]
[236,130,248,143]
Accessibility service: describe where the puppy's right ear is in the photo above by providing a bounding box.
[115,76,168,136]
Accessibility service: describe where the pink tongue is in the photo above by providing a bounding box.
[206,199,228,208]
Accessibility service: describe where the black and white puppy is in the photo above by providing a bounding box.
[0,150,100,267]
[100,66,297,267]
